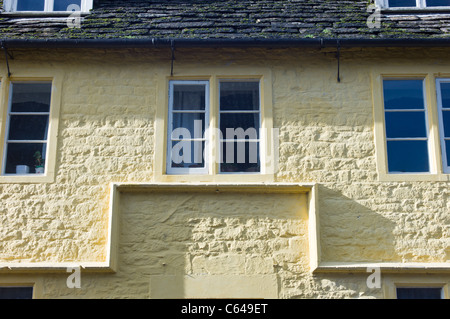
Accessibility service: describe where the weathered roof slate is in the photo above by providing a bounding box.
[0,0,450,41]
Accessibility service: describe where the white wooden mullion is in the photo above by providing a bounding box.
[436,78,450,173]
[45,0,54,12]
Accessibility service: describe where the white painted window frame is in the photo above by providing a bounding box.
[382,77,432,174]
[376,0,450,8]
[167,80,210,175]
[2,81,51,176]
[3,0,93,12]
[218,79,262,175]
[436,78,450,174]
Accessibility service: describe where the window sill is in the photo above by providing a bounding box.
[380,7,450,13]
[378,172,450,182]
[313,262,450,274]
[0,11,90,17]
[0,174,54,183]
[154,173,275,184]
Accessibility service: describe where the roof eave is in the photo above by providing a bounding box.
[3,37,450,49]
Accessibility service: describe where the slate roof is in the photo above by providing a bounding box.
[0,0,450,41]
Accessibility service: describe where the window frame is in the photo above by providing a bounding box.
[372,70,450,182]
[218,79,262,175]
[436,78,450,174]
[166,80,210,175]
[383,275,449,299]
[154,68,275,183]
[382,77,432,174]
[2,81,52,176]
[3,0,93,13]
[0,73,62,184]
[376,0,450,8]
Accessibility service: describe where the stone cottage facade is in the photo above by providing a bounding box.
[0,0,449,299]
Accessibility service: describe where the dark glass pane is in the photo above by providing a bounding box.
[17,0,45,11]
[54,0,81,11]
[170,141,205,168]
[387,140,429,173]
[173,84,206,111]
[0,287,33,299]
[8,115,49,141]
[4,143,46,174]
[220,141,260,173]
[220,81,260,111]
[397,288,442,299]
[442,111,450,137]
[220,113,260,139]
[440,82,450,108]
[388,0,416,6]
[445,140,450,167]
[11,83,51,112]
[171,113,205,139]
[426,0,450,6]
[383,80,424,110]
[385,111,427,138]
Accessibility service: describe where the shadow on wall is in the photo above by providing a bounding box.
[318,184,399,263]
[108,184,400,299]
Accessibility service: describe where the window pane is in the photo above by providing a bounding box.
[170,141,205,168]
[17,0,45,11]
[426,0,450,6]
[220,81,260,111]
[440,82,450,108]
[220,113,260,139]
[385,111,427,138]
[388,0,417,6]
[442,111,450,137]
[11,83,51,112]
[220,141,260,173]
[4,143,46,174]
[8,115,49,141]
[397,288,442,299]
[0,287,33,299]
[54,0,81,11]
[171,113,205,139]
[383,80,424,110]
[387,140,429,173]
[173,85,206,110]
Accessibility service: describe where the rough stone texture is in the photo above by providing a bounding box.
[0,47,448,298]
[0,0,450,40]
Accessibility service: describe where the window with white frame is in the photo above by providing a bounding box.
[167,81,210,175]
[436,79,450,173]
[166,79,262,175]
[377,0,450,8]
[382,79,430,173]
[219,80,261,173]
[3,82,52,175]
[3,0,93,12]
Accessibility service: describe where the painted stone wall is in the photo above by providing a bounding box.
[0,47,448,298]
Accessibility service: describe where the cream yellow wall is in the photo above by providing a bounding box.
[0,47,448,298]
